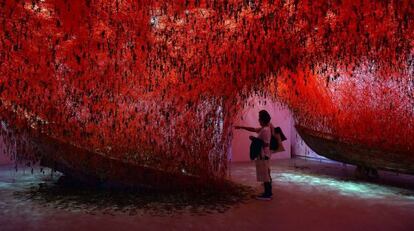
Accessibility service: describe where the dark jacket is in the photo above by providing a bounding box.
[250,137,264,160]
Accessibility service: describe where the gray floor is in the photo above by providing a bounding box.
[1,158,414,231]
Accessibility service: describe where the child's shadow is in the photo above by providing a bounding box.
[14,175,253,217]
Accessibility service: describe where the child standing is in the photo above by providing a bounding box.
[235,110,273,200]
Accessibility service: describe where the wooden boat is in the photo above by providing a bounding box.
[0,101,220,190]
[295,125,414,175]
[33,134,211,190]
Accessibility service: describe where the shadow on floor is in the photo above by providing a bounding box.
[13,174,254,217]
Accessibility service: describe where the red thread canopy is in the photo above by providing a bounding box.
[1,0,413,178]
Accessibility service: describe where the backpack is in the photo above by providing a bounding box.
[270,127,287,151]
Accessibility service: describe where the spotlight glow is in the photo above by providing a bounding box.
[273,172,414,201]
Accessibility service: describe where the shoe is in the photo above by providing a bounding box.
[264,182,273,197]
[256,194,272,201]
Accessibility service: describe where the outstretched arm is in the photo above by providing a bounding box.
[234,126,261,133]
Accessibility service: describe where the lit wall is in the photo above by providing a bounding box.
[230,96,333,163]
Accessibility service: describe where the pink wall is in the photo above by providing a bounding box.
[230,96,293,162]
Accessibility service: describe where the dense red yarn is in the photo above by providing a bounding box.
[0,0,413,177]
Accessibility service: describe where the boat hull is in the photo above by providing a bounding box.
[296,126,414,175]
[32,134,213,190]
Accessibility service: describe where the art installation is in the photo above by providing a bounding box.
[0,0,413,187]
